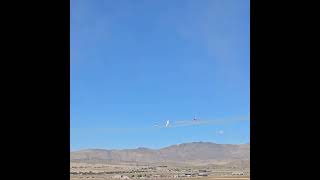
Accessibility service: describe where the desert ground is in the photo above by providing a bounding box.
[70,162,249,180]
[71,143,249,180]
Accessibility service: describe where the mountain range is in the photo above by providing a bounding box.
[71,142,249,166]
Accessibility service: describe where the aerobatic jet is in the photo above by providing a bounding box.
[193,115,197,121]
[165,120,170,127]
[154,120,170,128]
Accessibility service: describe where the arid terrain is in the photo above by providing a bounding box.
[70,142,250,180]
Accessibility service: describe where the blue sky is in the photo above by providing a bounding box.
[71,0,250,151]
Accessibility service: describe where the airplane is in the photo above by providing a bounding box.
[155,116,196,128]
[153,120,170,128]
[154,116,198,128]
[154,115,249,128]
[193,115,197,121]
[165,120,170,127]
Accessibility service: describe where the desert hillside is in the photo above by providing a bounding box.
[71,142,250,165]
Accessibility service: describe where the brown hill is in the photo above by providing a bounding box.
[70,142,250,165]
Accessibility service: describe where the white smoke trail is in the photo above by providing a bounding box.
[71,116,250,133]
[159,116,250,128]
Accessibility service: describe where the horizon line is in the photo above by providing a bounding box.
[71,141,250,152]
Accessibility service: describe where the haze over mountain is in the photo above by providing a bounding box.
[71,142,249,166]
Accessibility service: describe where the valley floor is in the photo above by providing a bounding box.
[70,162,250,180]
[71,177,250,180]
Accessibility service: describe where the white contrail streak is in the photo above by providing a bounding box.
[157,116,250,128]
[71,116,250,133]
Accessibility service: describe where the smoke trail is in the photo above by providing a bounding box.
[71,116,250,133]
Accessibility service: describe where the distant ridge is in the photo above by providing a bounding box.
[71,142,249,166]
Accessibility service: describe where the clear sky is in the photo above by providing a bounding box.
[71,0,250,151]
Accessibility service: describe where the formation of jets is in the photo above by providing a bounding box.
[153,115,249,128]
